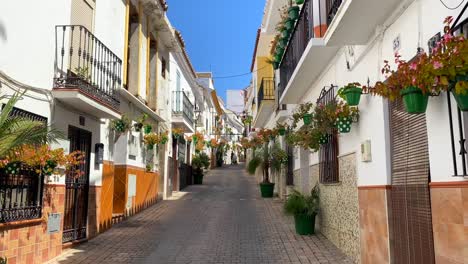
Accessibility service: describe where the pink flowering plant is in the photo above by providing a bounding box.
[430,16,468,95]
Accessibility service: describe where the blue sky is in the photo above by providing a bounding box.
[167,0,265,102]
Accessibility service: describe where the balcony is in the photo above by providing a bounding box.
[278,0,339,104]
[172,91,195,132]
[253,78,275,128]
[53,25,121,119]
[324,0,408,45]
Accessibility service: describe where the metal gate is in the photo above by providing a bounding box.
[63,126,91,243]
[389,99,435,263]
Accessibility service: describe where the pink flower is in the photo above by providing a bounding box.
[412,77,417,85]
[433,61,443,69]
[409,63,417,70]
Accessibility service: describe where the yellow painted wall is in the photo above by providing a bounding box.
[256,56,273,91]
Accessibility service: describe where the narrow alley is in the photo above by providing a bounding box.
[49,165,351,264]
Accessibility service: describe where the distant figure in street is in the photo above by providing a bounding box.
[232,153,238,164]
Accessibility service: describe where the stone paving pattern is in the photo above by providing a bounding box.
[49,164,352,264]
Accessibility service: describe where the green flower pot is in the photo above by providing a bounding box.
[295,0,305,4]
[288,6,300,20]
[161,138,168,145]
[400,86,428,114]
[342,87,362,106]
[278,127,286,136]
[294,213,316,235]
[274,53,282,62]
[285,19,295,31]
[319,134,329,145]
[144,125,152,134]
[147,144,154,150]
[260,182,275,198]
[302,114,312,125]
[451,75,468,111]
[273,62,279,70]
[336,116,352,133]
[194,172,203,184]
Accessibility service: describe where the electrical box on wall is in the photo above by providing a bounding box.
[361,140,372,162]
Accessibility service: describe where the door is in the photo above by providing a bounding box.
[389,99,435,263]
[63,126,92,243]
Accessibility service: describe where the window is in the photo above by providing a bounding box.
[317,87,339,184]
[161,57,167,79]
[0,108,47,223]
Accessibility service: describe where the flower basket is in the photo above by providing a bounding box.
[285,19,295,31]
[259,182,275,198]
[336,116,352,133]
[400,86,429,114]
[342,86,362,106]
[278,127,286,136]
[288,6,300,20]
[302,113,312,125]
[144,124,152,134]
[133,122,143,132]
[318,134,329,145]
[294,213,316,235]
[451,75,468,111]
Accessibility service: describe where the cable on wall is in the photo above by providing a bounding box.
[439,0,465,10]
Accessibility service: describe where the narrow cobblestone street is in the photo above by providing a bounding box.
[49,165,351,264]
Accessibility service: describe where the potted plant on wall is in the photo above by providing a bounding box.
[192,152,210,184]
[172,127,184,139]
[338,83,363,106]
[247,142,288,198]
[144,123,153,134]
[143,133,160,150]
[133,114,147,132]
[334,102,359,133]
[111,115,131,136]
[284,185,319,235]
[291,102,314,127]
[160,131,169,145]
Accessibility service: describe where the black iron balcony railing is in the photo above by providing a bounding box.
[278,0,342,100]
[258,77,275,104]
[172,91,194,126]
[54,25,121,110]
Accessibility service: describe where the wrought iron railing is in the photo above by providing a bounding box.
[258,78,275,104]
[278,0,342,100]
[54,25,121,110]
[172,91,194,126]
[0,166,44,223]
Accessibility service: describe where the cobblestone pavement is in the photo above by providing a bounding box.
[49,164,352,264]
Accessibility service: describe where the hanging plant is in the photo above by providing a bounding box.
[172,127,184,139]
[144,124,153,134]
[144,133,160,150]
[133,113,148,132]
[338,83,363,106]
[160,131,169,145]
[111,115,131,134]
[291,102,313,128]
[288,6,300,20]
[276,122,287,136]
[318,134,329,145]
[335,102,359,133]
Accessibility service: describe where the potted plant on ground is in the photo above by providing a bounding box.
[338,83,363,106]
[247,143,288,198]
[192,152,210,184]
[284,185,319,235]
[133,114,147,132]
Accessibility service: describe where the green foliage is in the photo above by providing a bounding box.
[111,115,131,133]
[0,92,64,157]
[270,143,288,173]
[337,82,362,100]
[247,155,262,175]
[75,67,91,81]
[192,152,210,170]
[291,102,313,129]
[0,256,6,264]
[284,185,320,217]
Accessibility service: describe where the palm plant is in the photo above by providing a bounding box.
[0,92,63,157]
[247,142,287,183]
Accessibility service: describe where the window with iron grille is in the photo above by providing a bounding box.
[0,107,47,223]
[317,87,339,183]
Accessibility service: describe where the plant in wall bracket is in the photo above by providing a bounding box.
[275,122,287,136]
[134,114,147,132]
[143,133,160,150]
[111,115,131,134]
[291,102,314,128]
[144,123,153,134]
[338,82,363,106]
[334,102,359,134]
[172,127,184,139]
[159,131,169,145]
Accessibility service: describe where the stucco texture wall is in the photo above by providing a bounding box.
[310,153,360,263]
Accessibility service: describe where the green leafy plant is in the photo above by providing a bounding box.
[0,92,63,157]
[75,67,91,82]
[134,114,147,132]
[111,115,131,134]
[144,124,153,134]
[284,185,319,217]
[247,143,288,183]
[192,152,210,170]
[146,164,153,172]
[291,102,313,129]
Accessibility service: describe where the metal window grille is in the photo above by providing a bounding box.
[317,86,339,183]
[0,108,46,223]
